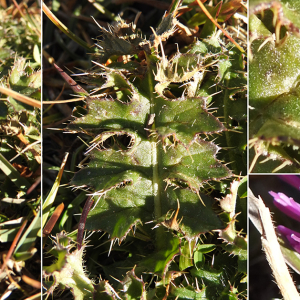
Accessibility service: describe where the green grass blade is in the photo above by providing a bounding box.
[42,3,92,52]
[42,153,69,228]
[14,202,41,261]
[0,153,31,190]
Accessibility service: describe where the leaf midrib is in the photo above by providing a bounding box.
[146,53,166,250]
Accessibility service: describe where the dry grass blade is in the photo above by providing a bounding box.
[43,97,85,104]
[21,274,41,290]
[43,202,64,236]
[0,219,28,273]
[0,86,41,108]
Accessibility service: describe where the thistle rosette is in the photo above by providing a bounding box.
[43,1,247,298]
[269,190,300,254]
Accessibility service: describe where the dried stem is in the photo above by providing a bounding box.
[195,0,245,53]
[249,190,300,300]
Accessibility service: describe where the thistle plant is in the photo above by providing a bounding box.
[249,0,300,172]
[43,1,247,299]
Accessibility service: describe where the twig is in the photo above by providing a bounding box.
[77,197,94,250]
[195,0,245,53]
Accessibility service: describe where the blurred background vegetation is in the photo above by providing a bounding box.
[0,0,41,299]
[249,175,300,299]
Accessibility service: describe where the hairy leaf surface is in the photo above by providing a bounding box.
[249,0,300,172]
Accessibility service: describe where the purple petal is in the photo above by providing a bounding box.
[279,175,300,191]
[277,225,300,254]
[269,191,300,222]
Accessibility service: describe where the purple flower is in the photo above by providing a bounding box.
[277,225,300,254]
[278,175,300,191]
[269,191,300,222]
[269,190,300,254]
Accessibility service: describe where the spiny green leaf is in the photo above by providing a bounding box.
[94,281,119,300]
[155,97,225,146]
[70,28,233,241]
[249,0,300,172]
[169,285,207,299]
[121,268,146,300]
[141,235,180,276]
[179,240,196,271]
[44,234,94,300]
[93,19,147,64]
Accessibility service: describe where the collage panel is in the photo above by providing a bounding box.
[42,0,247,299]
[249,0,300,173]
[0,0,41,299]
[249,175,300,299]
[249,1,300,298]
[3,0,300,299]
